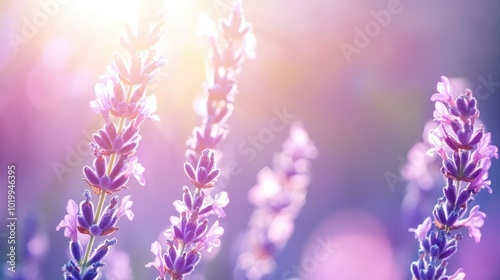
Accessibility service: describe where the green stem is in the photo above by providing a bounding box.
[80,84,134,272]
[179,242,186,255]
[81,235,95,268]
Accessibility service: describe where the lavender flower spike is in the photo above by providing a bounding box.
[185,4,255,165]
[146,149,228,280]
[236,122,317,280]
[57,0,167,278]
[409,76,498,279]
[147,4,255,279]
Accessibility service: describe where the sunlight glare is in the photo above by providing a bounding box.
[75,0,138,24]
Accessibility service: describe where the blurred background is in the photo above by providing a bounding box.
[1,0,500,279]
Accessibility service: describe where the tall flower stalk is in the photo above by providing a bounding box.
[56,1,167,279]
[146,4,255,280]
[409,76,498,280]
[236,123,317,280]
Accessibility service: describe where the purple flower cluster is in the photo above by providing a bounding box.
[56,1,166,279]
[146,5,255,280]
[56,192,132,279]
[146,149,229,280]
[236,123,317,280]
[409,76,498,280]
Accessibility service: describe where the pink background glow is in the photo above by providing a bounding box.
[1,0,500,279]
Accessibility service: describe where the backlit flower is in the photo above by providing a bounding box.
[454,205,486,243]
[145,241,166,279]
[409,216,432,242]
[56,199,79,242]
[431,76,456,107]
[116,195,134,221]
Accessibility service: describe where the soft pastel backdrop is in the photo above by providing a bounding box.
[1,0,500,279]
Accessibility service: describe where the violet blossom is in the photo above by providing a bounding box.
[147,4,254,280]
[145,150,229,280]
[409,76,498,280]
[56,0,167,278]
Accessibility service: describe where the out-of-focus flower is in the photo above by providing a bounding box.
[120,21,163,52]
[197,13,218,39]
[248,167,282,205]
[236,123,317,280]
[185,5,255,166]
